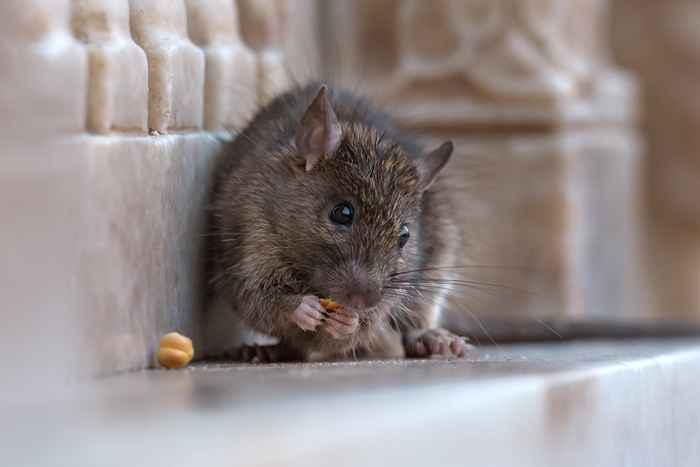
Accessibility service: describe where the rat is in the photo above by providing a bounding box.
[203,82,471,362]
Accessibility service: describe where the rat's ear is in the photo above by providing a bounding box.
[295,85,342,172]
[417,141,453,191]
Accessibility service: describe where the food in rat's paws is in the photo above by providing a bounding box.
[319,298,343,312]
[157,332,194,369]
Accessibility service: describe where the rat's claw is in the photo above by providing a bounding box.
[323,308,359,339]
[405,328,473,359]
[290,295,325,332]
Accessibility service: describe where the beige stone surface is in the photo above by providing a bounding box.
[74,135,221,373]
[129,0,205,133]
[282,0,321,82]
[71,0,148,134]
[0,0,87,140]
[1,142,90,397]
[611,0,700,320]
[185,0,257,131]
[2,134,222,381]
[238,0,290,103]
[437,134,569,327]
[564,129,649,322]
[0,0,88,392]
[4,341,700,466]
[323,0,637,129]
[612,0,700,225]
[434,128,648,337]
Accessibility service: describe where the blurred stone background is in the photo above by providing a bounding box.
[1,0,699,386]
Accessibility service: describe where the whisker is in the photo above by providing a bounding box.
[531,317,563,339]
[389,264,538,277]
[462,305,499,348]
[389,278,535,295]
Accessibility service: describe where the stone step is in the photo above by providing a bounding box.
[3,339,699,467]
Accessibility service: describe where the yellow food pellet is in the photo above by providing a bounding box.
[158,332,194,369]
[319,298,343,312]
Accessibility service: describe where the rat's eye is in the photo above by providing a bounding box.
[329,202,354,225]
[399,224,410,248]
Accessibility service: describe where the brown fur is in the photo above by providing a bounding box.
[207,83,462,361]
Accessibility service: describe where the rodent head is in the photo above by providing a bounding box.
[273,85,453,315]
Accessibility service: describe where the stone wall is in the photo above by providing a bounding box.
[611,0,700,322]
[0,0,307,382]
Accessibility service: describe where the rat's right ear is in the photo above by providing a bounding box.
[295,85,342,172]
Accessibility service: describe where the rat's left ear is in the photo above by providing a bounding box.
[417,141,453,191]
[295,85,342,172]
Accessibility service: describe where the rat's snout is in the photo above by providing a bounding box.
[346,289,381,310]
[335,262,382,310]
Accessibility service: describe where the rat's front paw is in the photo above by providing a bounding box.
[323,308,359,339]
[405,328,473,359]
[290,295,325,332]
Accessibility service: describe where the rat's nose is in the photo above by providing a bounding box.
[341,263,381,309]
[346,289,381,309]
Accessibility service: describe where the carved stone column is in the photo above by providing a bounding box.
[71,0,148,133]
[322,0,648,338]
[237,0,290,104]
[612,0,700,322]
[129,0,205,133]
[184,0,257,131]
[0,0,87,139]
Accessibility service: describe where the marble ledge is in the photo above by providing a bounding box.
[3,339,699,467]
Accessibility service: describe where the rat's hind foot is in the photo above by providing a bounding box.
[404,328,473,359]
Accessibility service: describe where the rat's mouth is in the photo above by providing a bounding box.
[312,293,370,314]
[309,280,383,313]
[330,299,382,315]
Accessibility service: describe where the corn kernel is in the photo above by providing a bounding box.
[158,332,194,369]
[319,298,343,312]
